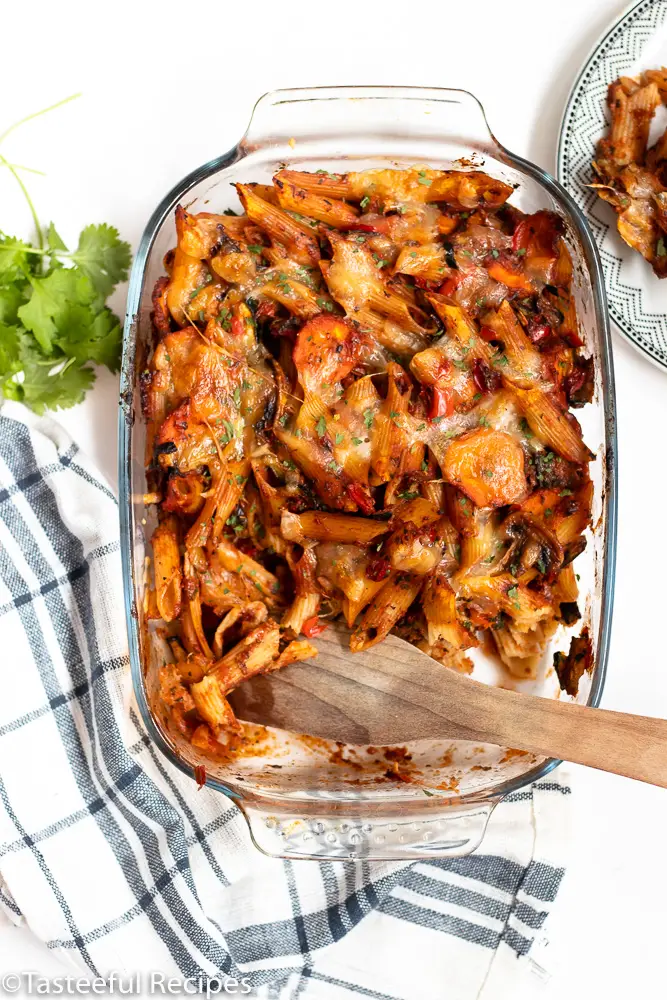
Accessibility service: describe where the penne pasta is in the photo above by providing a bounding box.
[324,235,430,334]
[166,248,209,325]
[274,639,318,669]
[493,623,548,679]
[273,177,359,228]
[260,275,326,319]
[274,168,351,200]
[209,621,281,693]
[482,301,543,388]
[190,673,241,733]
[236,184,321,265]
[151,517,182,623]
[371,362,412,482]
[422,570,474,649]
[350,571,423,651]
[215,538,283,606]
[186,461,249,551]
[553,563,579,604]
[457,573,552,632]
[394,243,449,284]
[281,509,390,545]
[459,510,497,573]
[282,547,321,634]
[515,389,593,465]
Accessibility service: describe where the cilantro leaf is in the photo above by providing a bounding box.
[0,97,132,413]
[0,285,26,325]
[0,233,33,282]
[17,334,95,412]
[18,268,96,353]
[0,323,22,378]
[55,306,122,371]
[47,223,68,253]
[69,224,131,299]
[21,358,96,413]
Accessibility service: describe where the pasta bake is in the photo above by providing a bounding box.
[141,165,595,745]
[592,67,667,276]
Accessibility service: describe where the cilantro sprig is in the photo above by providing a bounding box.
[0,96,131,413]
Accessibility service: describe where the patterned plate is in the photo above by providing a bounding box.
[558,0,667,371]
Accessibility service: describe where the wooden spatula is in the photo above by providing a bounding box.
[230,624,667,788]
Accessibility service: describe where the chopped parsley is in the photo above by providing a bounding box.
[360,195,370,210]
[316,416,327,438]
[363,408,375,430]
[417,170,432,186]
[218,419,235,446]
[506,585,520,609]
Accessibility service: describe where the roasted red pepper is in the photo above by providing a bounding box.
[511,220,531,252]
[437,275,459,298]
[487,261,533,292]
[429,386,454,420]
[302,616,329,638]
[366,556,391,582]
[347,482,375,513]
[527,321,552,346]
[231,314,245,338]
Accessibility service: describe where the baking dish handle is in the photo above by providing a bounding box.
[238,797,500,861]
[241,86,498,155]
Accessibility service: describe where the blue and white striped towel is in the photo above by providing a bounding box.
[0,400,571,999]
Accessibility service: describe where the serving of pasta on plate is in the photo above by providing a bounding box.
[140,164,595,744]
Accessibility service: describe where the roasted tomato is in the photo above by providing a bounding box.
[443,428,528,507]
[293,315,361,389]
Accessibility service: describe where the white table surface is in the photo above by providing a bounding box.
[2,0,666,995]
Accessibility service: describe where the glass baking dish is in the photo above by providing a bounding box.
[118,86,617,860]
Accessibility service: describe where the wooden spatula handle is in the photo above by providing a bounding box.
[446,684,667,788]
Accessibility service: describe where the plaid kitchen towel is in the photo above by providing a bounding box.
[0,399,571,1000]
